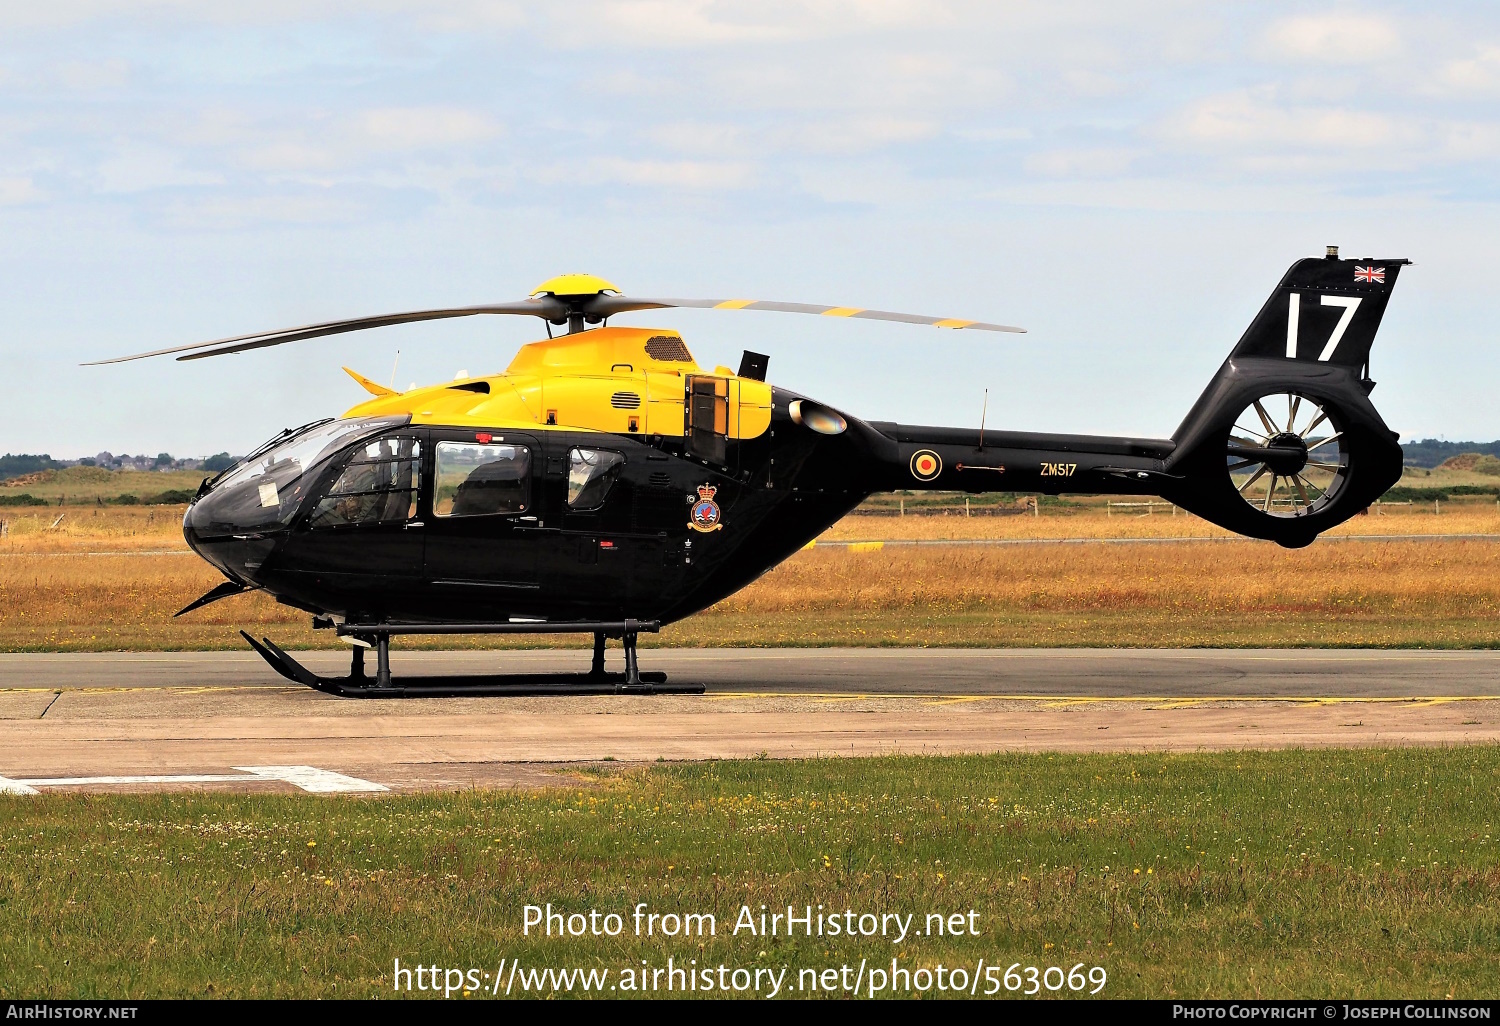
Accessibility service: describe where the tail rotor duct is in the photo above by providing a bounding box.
[1227,391,1348,519]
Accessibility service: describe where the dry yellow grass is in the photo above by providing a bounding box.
[819,503,1500,541]
[0,506,187,552]
[5,501,1494,550]
[3,532,1499,651]
[690,538,1500,648]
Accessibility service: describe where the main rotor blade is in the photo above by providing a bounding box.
[621,297,1025,333]
[83,289,1022,366]
[82,300,566,365]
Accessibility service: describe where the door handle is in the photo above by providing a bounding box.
[405,521,425,529]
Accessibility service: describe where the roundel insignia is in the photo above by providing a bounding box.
[909,449,942,482]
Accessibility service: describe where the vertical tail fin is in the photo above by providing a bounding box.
[1160,249,1409,547]
[1229,249,1408,375]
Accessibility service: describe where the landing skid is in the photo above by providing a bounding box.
[239,619,704,698]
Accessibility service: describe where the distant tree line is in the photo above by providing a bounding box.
[0,451,241,482]
[0,453,60,480]
[1401,439,1500,468]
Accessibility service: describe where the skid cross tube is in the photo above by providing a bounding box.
[241,620,695,698]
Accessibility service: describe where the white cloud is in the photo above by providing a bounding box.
[52,58,130,90]
[157,191,366,229]
[567,0,942,47]
[1024,147,1140,178]
[178,106,503,175]
[1158,87,1500,181]
[709,50,1009,114]
[981,175,1385,214]
[96,146,223,193]
[648,116,935,164]
[1438,43,1500,94]
[1263,13,1402,65]
[1166,90,1413,151]
[0,1,524,31]
[354,108,502,150]
[537,156,755,190]
[648,121,750,156]
[952,126,1032,143]
[1436,120,1500,160]
[783,118,938,155]
[0,176,42,204]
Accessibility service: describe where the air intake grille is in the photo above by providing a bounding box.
[645,335,693,362]
[649,472,671,488]
[610,391,642,409]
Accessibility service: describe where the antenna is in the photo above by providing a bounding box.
[390,350,401,389]
[978,388,989,452]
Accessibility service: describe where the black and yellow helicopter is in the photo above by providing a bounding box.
[91,249,1408,695]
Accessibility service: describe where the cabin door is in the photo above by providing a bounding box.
[421,429,541,598]
[283,431,425,580]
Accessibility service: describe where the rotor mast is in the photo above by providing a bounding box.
[533,274,620,336]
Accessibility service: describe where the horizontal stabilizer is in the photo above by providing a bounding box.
[343,366,397,397]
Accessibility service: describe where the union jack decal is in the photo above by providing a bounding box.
[1354,266,1385,283]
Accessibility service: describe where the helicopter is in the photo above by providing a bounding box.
[90,249,1408,696]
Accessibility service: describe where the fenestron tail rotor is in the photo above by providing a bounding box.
[1227,392,1349,518]
[82,273,1024,365]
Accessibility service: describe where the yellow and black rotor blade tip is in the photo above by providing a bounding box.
[636,298,1024,333]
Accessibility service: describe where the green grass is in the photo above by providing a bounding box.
[0,466,207,505]
[2,748,1499,999]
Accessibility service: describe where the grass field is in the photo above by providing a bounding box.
[822,501,1500,541]
[0,466,207,505]
[2,748,1497,999]
[0,456,1488,509]
[3,506,1500,651]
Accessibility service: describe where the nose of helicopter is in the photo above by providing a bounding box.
[182,485,281,587]
[180,415,413,588]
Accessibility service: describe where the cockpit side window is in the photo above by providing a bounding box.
[308,436,421,529]
[567,449,625,510]
[434,442,530,517]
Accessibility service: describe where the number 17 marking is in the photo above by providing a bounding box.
[1286,293,1361,361]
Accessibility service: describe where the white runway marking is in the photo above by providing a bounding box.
[235,765,389,793]
[6,765,388,793]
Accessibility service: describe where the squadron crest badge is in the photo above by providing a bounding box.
[689,484,724,532]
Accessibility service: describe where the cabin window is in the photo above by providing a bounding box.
[686,375,729,464]
[567,449,625,510]
[308,436,421,528]
[433,442,530,517]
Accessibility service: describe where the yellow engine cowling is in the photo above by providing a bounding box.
[343,325,771,440]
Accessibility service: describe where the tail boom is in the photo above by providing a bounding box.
[866,424,1177,497]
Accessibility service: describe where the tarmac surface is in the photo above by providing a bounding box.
[6,646,1500,697]
[2,648,1498,794]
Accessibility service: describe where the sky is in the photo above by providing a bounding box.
[1,0,1498,457]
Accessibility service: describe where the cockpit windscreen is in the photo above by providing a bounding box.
[187,416,409,536]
